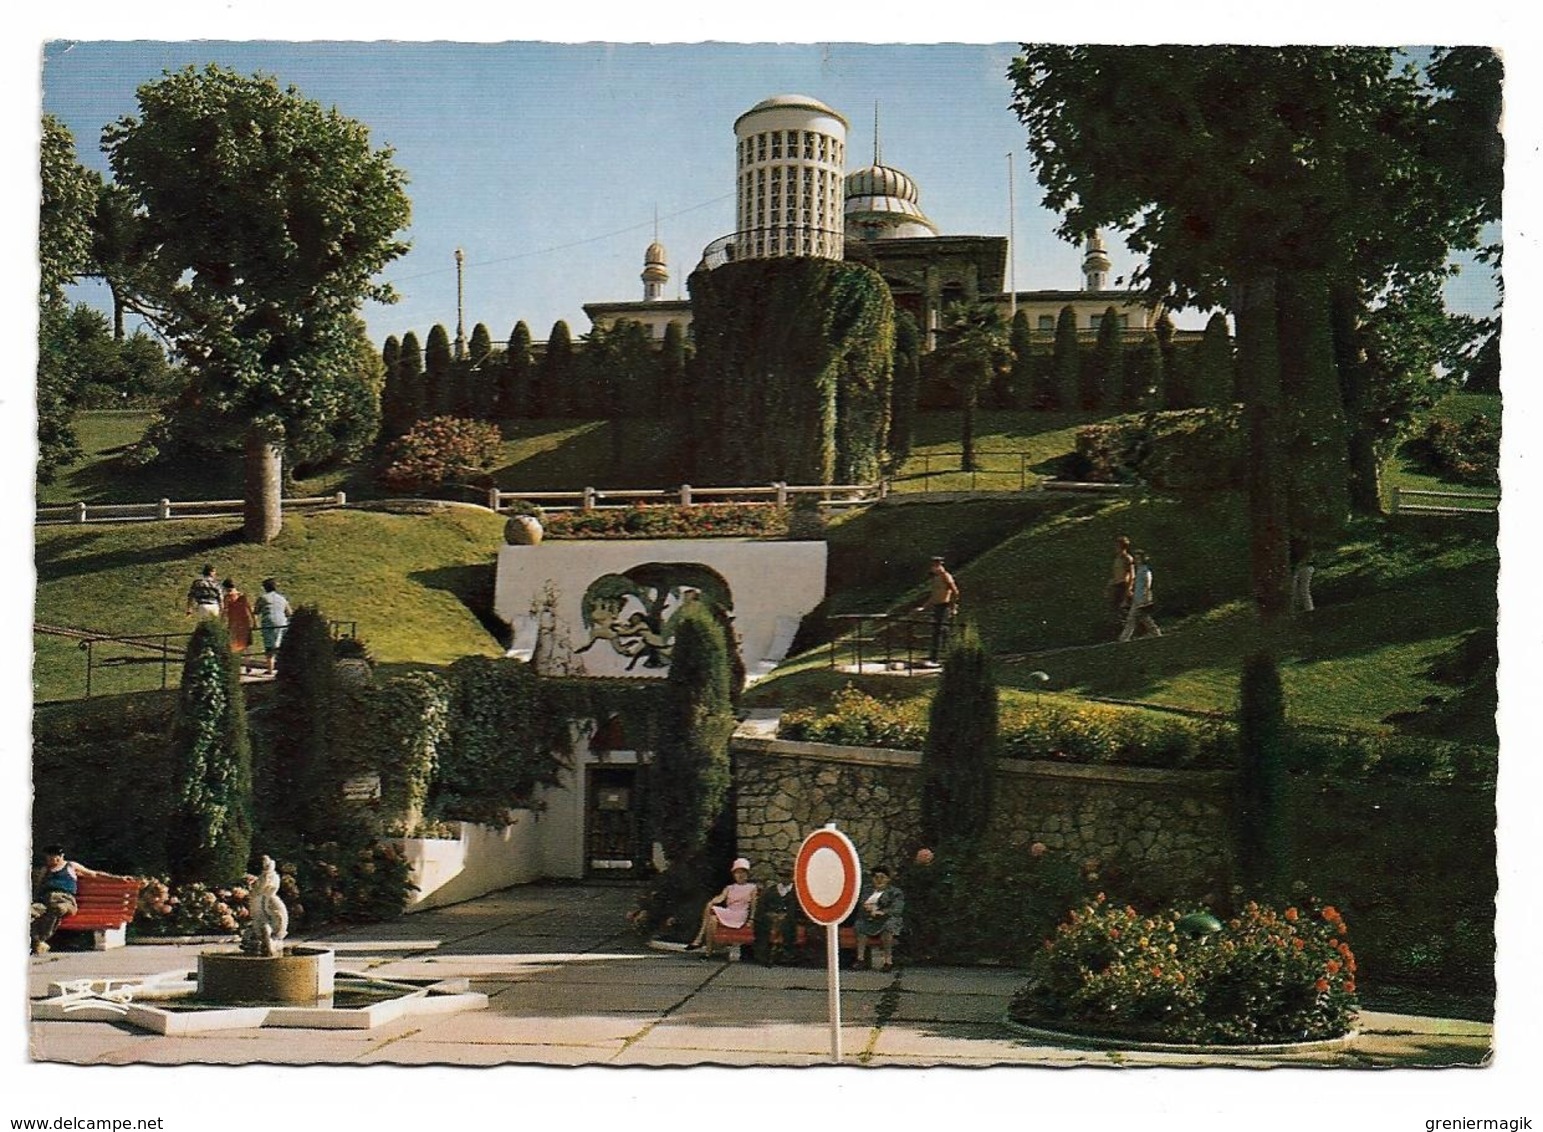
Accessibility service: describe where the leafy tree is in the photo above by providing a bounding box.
[1154,309,1181,407]
[1007,309,1035,409]
[499,321,534,419]
[86,180,155,342]
[1009,46,1468,613]
[49,304,179,409]
[1278,271,1350,556]
[397,330,426,429]
[1235,650,1289,898]
[1091,308,1125,409]
[423,323,453,418]
[1052,305,1080,411]
[539,320,576,417]
[919,619,998,853]
[648,603,735,864]
[938,301,1008,471]
[166,619,253,883]
[287,317,383,474]
[38,115,100,483]
[103,65,411,543]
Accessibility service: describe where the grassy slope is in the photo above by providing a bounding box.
[1382,391,1502,506]
[38,407,1498,739]
[34,508,507,702]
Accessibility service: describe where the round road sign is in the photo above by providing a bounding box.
[794,826,862,926]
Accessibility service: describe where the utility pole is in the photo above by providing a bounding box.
[454,247,467,361]
[1007,152,1017,320]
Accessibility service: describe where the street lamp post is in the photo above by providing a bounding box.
[454,247,467,361]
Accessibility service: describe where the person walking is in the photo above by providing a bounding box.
[916,556,960,666]
[255,577,293,676]
[1119,549,1162,642]
[221,579,256,656]
[1108,535,1134,625]
[185,563,223,619]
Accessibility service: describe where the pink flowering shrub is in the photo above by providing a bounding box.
[378,415,503,493]
[1013,896,1358,1044]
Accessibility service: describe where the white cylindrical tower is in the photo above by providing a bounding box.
[642,239,668,301]
[733,94,849,261]
[1082,230,1112,292]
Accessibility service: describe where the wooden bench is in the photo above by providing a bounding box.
[56,875,141,950]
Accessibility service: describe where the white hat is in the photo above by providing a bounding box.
[731,857,751,873]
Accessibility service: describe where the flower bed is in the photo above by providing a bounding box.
[1010,896,1358,1045]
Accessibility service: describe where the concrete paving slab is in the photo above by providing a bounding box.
[891,967,1026,996]
[888,989,1014,1025]
[404,1005,652,1046]
[358,1039,630,1066]
[630,1020,876,1058]
[485,978,694,1014]
[90,1032,387,1065]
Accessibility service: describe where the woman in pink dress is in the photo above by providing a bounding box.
[686,857,758,958]
[221,579,256,655]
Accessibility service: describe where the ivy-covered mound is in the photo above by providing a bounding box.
[1010,896,1358,1045]
[687,258,895,485]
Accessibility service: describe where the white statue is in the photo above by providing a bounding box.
[241,856,289,957]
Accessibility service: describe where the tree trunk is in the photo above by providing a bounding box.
[1236,270,1291,623]
[243,425,284,544]
[1347,430,1384,514]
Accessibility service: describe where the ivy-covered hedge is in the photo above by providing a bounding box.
[688,258,894,485]
[777,685,1494,783]
[543,503,792,539]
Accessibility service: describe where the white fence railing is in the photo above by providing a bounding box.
[1391,487,1499,516]
[36,492,348,526]
[487,482,886,513]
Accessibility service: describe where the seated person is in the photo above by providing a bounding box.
[30,844,127,955]
[852,864,905,971]
[686,857,758,958]
[754,862,803,966]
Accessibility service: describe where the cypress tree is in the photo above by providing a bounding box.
[1154,309,1182,407]
[1236,649,1290,898]
[1193,311,1236,408]
[502,321,533,420]
[397,330,426,427]
[1130,332,1164,410]
[1008,309,1035,409]
[467,322,495,418]
[919,619,998,853]
[424,324,453,418]
[887,309,922,465]
[379,334,410,440]
[658,319,688,413]
[540,320,575,417]
[1052,305,1081,411]
[648,603,734,864]
[1091,307,1125,409]
[263,606,344,841]
[166,619,253,884]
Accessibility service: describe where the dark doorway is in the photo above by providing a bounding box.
[586,765,645,877]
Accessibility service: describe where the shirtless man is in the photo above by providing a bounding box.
[917,557,960,665]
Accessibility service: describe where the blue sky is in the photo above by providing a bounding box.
[42,39,1501,347]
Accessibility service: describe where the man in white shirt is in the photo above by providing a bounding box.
[1119,550,1162,642]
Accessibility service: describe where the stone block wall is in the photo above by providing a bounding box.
[732,736,1235,892]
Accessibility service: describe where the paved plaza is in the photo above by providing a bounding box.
[27,882,1492,1068]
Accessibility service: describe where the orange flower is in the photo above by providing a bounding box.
[1343,980,1356,994]
[1325,959,1342,975]
[1284,907,1299,922]
[1322,906,1341,923]
[1152,966,1163,977]
[1292,938,1306,951]
[1315,978,1330,993]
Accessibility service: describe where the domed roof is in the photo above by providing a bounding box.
[735,94,848,130]
[645,240,668,265]
[845,164,920,203]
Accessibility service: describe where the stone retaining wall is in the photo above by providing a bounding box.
[733,736,1235,890]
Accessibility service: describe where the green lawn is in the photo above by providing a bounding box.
[889,409,1102,492]
[34,508,507,702]
[1382,391,1502,508]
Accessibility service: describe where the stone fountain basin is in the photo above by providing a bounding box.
[198,944,335,1004]
[35,963,487,1035]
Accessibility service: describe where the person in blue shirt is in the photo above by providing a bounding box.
[30,844,123,955]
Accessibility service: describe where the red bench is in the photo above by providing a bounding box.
[57,875,141,950]
[710,923,875,962]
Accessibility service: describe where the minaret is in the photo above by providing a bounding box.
[642,209,668,301]
[1082,230,1111,292]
